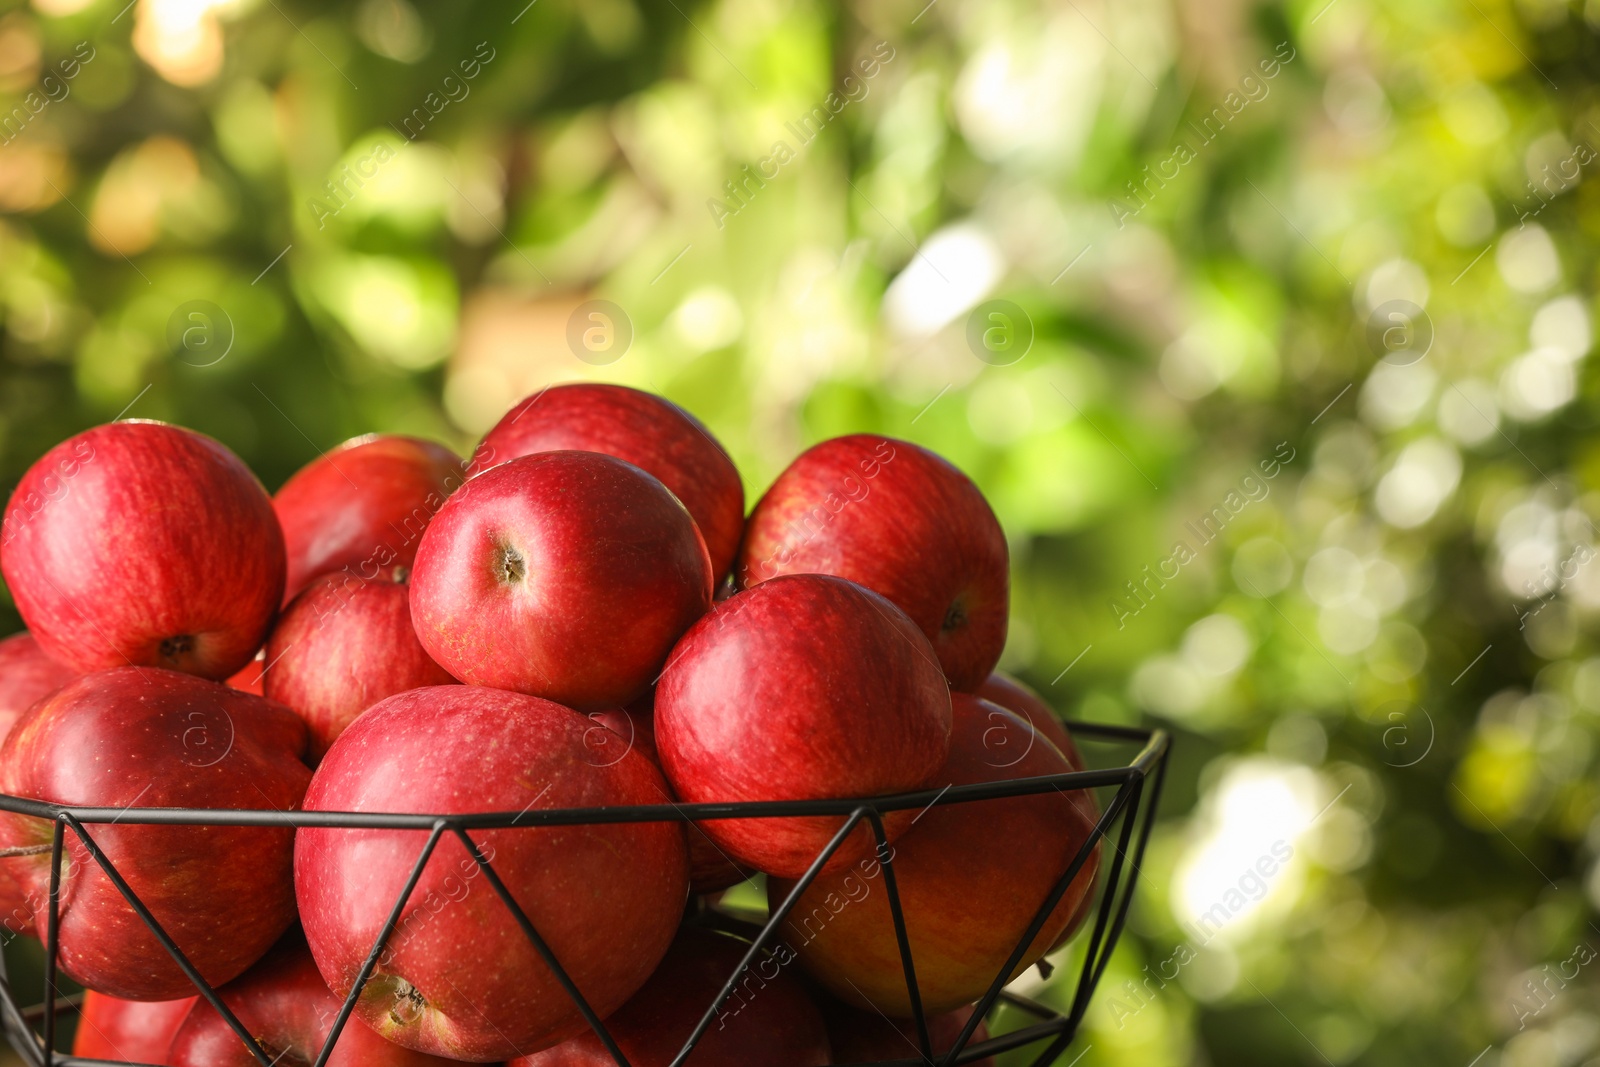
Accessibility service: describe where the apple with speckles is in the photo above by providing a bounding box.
[295,685,689,1061]
[656,574,952,879]
[0,667,310,1000]
[770,693,1099,1015]
[263,572,454,762]
[274,435,466,604]
[1,421,284,679]
[470,384,745,579]
[738,435,1008,691]
[409,450,713,711]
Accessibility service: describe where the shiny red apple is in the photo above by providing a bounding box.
[0,421,284,679]
[166,937,460,1067]
[975,671,1084,770]
[0,631,78,738]
[263,572,454,761]
[0,667,310,999]
[470,383,745,579]
[738,435,1008,690]
[509,927,830,1067]
[770,693,1099,1015]
[656,574,952,879]
[408,450,713,711]
[273,434,465,604]
[824,1000,993,1067]
[295,685,689,1061]
[975,671,1101,944]
[72,990,196,1063]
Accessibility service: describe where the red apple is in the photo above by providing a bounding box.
[0,421,285,679]
[0,667,310,999]
[408,451,713,711]
[769,693,1099,1015]
[975,671,1084,770]
[263,572,454,762]
[295,685,689,1061]
[0,631,79,738]
[656,574,952,880]
[738,435,1008,690]
[470,384,745,579]
[824,1000,993,1067]
[273,434,466,604]
[588,696,750,894]
[166,936,462,1067]
[975,671,1101,944]
[509,927,830,1067]
[72,990,196,1063]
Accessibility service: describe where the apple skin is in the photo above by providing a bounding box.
[408,451,713,711]
[974,671,1101,945]
[769,694,1099,1016]
[470,384,745,580]
[737,435,1008,691]
[823,1001,993,1067]
[166,937,464,1067]
[587,696,750,894]
[509,927,830,1067]
[975,671,1084,771]
[273,434,466,604]
[0,421,285,679]
[0,631,79,738]
[72,990,196,1063]
[263,572,455,762]
[0,667,310,1000]
[656,574,952,880]
[295,685,689,1061]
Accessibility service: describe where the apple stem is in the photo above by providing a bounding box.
[0,844,54,858]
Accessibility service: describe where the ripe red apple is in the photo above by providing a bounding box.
[0,421,285,679]
[273,434,466,604]
[769,693,1099,1015]
[167,936,462,1067]
[296,685,689,1061]
[408,451,713,711]
[73,990,196,1063]
[0,631,78,738]
[0,667,310,999]
[509,927,830,1067]
[656,574,952,879]
[975,671,1101,945]
[587,695,750,894]
[738,435,1008,690]
[823,1000,993,1067]
[263,572,454,761]
[975,671,1084,770]
[470,384,745,579]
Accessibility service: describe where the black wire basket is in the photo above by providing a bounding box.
[0,720,1169,1067]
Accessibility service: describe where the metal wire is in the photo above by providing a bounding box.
[0,722,1169,1067]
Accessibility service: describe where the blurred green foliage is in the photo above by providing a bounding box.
[3,0,1600,1063]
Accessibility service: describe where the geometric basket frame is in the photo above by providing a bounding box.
[0,721,1170,1067]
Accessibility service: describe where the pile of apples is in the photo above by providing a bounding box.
[0,384,1101,1066]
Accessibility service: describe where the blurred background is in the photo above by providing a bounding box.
[0,0,1591,1062]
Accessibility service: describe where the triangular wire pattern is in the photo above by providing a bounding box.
[0,723,1168,1067]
